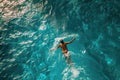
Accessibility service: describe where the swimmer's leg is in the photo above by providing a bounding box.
[65,53,73,66]
[68,56,73,66]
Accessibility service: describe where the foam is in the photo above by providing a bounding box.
[62,66,80,80]
[71,67,80,78]
[51,34,79,50]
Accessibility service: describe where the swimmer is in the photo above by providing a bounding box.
[50,38,76,66]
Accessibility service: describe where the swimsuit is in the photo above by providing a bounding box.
[64,51,70,59]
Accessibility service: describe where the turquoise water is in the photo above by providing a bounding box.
[0,0,120,80]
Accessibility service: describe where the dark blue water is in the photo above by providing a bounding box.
[0,0,120,80]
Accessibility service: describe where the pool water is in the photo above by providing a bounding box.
[0,0,120,80]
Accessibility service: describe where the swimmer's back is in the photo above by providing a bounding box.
[59,43,68,53]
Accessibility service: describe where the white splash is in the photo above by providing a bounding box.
[62,66,80,80]
[71,67,80,78]
[51,37,65,51]
[49,34,79,58]
[82,50,86,54]
[39,26,46,30]
[62,67,71,80]
[39,21,47,30]
[19,40,32,45]
[52,34,79,49]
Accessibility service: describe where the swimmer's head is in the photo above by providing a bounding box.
[60,39,64,44]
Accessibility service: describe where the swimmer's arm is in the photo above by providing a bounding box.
[50,45,60,51]
[66,38,76,44]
